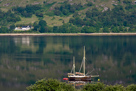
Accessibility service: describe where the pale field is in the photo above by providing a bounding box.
[15,15,39,25]
[43,15,73,27]
[15,14,73,27]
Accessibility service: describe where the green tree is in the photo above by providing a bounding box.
[111,27,120,33]
[104,85,125,91]
[54,10,62,16]
[82,83,105,91]
[103,27,109,33]
[53,26,59,33]
[73,12,79,17]
[9,24,15,32]
[26,78,75,91]
[126,84,136,91]
[87,2,93,6]
[0,26,9,33]
[81,26,96,33]
[123,0,132,4]
[34,25,40,31]
[39,26,46,33]
[62,9,69,15]
[119,26,124,32]
[39,20,47,27]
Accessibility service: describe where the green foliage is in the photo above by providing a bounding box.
[104,85,125,91]
[111,27,120,33]
[26,79,136,91]
[0,9,21,26]
[68,3,136,33]
[53,23,80,33]
[126,84,136,91]
[86,8,100,18]
[82,82,105,91]
[0,0,136,33]
[0,26,9,33]
[26,78,75,91]
[81,26,96,33]
[9,24,15,32]
[33,20,48,33]
[87,2,93,6]
[69,17,85,26]
[13,4,42,18]
[103,27,109,33]
[129,26,136,32]
[39,20,47,27]
[35,12,43,17]
[123,0,132,4]
[73,12,79,17]
[54,3,84,16]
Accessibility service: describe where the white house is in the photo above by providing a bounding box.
[15,26,31,31]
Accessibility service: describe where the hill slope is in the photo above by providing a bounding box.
[0,0,136,33]
[1,0,135,11]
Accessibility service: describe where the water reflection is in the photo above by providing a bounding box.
[68,81,90,89]
[68,80,99,89]
[14,36,30,46]
[0,36,136,91]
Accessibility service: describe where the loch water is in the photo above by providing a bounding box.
[0,36,136,91]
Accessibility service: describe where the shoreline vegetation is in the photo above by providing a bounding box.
[1,33,136,36]
[26,78,136,91]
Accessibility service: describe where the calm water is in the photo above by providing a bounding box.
[0,36,136,91]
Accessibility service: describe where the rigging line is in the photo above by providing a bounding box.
[71,66,73,73]
[79,58,84,72]
[85,58,87,64]
[79,57,87,72]
[86,68,94,76]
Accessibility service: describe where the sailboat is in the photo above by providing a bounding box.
[68,46,99,81]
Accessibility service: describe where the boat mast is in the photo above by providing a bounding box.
[83,46,85,76]
[73,56,75,75]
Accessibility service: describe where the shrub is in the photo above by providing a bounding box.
[104,85,125,91]
[126,84,136,91]
[26,78,75,91]
[82,82,105,91]
[26,79,136,91]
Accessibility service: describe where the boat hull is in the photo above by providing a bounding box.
[68,76,91,81]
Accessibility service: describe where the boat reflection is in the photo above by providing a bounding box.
[68,80,100,89]
[68,81,90,86]
[66,77,100,89]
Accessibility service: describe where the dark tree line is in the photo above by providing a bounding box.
[54,2,85,16]
[33,20,81,33]
[0,24,15,33]
[0,10,21,26]
[0,9,20,33]
[12,5,43,18]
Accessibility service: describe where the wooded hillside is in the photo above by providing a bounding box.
[0,0,136,33]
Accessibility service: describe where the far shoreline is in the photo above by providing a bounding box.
[1,33,136,36]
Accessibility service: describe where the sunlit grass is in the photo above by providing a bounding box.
[43,15,73,27]
[15,14,72,27]
[15,15,38,25]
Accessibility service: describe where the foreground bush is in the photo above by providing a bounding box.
[126,84,136,91]
[82,83,105,91]
[26,79,136,91]
[104,85,125,91]
[26,78,75,91]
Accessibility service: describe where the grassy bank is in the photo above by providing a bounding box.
[26,78,136,91]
